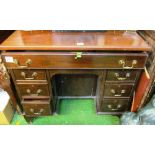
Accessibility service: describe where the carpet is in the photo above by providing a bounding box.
[11,99,120,125]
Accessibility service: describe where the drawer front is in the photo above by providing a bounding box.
[18,83,49,97]
[104,83,134,97]
[100,98,130,112]
[13,69,47,81]
[106,70,139,82]
[2,52,148,69]
[22,99,51,116]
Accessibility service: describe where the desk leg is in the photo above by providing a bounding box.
[24,116,34,124]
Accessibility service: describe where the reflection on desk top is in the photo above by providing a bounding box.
[0,30,151,51]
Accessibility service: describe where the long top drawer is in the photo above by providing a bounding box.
[2,52,148,69]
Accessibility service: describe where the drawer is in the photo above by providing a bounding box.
[104,83,134,97]
[17,83,49,97]
[100,98,130,112]
[2,52,148,69]
[22,99,51,116]
[13,69,47,81]
[106,70,140,82]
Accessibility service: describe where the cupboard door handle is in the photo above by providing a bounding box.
[119,60,137,69]
[21,72,37,80]
[13,59,32,68]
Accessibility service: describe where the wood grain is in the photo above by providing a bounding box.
[2,52,148,69]
[0,30,151,51]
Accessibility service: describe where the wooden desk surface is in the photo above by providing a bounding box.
[0,30,151,51]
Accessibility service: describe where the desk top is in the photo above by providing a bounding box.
[0,30,151,51]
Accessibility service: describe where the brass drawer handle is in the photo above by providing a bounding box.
[114,73,130,81]
[26,89,42,96]
[119,60,137,69]
[110,89,126,97]
[114,94,121,97]
[30,108,44,115]
[107,104,112,108]
[107,104,122,110]
[21,72,37,80]
[111,108,119,111]
[116,77,126,81]
[117,104,122,108]
[26,89,31,94]
[13,59,32,68]
[108,104,118,110]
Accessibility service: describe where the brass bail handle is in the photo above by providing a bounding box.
[107,104,122,110]
[119,60,137,69]
[111,89,126,97]
[13,59,32,68]
[36,89,42,95]
[26,89,42,96]
[21,72,37,80]
[30,108,44,114]
[114,72,130,80]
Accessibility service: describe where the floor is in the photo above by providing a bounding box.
[11,99,120,125]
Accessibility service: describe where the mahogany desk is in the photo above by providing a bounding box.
[0,30,152,121]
